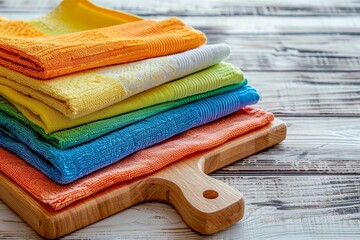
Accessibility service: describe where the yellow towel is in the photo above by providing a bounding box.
[0,62,244,133]
[0,44,227,118]
[0,0,142,38]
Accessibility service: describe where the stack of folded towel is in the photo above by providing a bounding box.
[0,0,274,210]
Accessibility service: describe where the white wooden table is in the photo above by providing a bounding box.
[1,0,360,239]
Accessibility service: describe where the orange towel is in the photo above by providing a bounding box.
[0,107,274,210]
[0,17,206,79]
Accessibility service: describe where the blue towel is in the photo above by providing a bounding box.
[0,86,260,184]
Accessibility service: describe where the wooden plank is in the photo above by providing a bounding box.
[0,120,286,239]
[1,175,359,239]
[1,0,360,17]
[94,0,360,17]
[214,35,360,72]
[1,11,360,36]
[206,16,357,36]
[179,16,360,35]
[244,72,360,115]
[214,117,360,175]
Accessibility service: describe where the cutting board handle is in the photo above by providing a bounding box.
[143,157,244,235]
[136,119,288,235]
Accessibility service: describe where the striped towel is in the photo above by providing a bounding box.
[0,107,274,210]
[0,87,260,184]
[0,44,230,119]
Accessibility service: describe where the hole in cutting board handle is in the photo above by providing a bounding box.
[203,190,219,199]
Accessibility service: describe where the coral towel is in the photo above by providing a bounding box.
[0,107,274,210]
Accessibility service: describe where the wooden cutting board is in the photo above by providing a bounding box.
[0,119,286,239]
